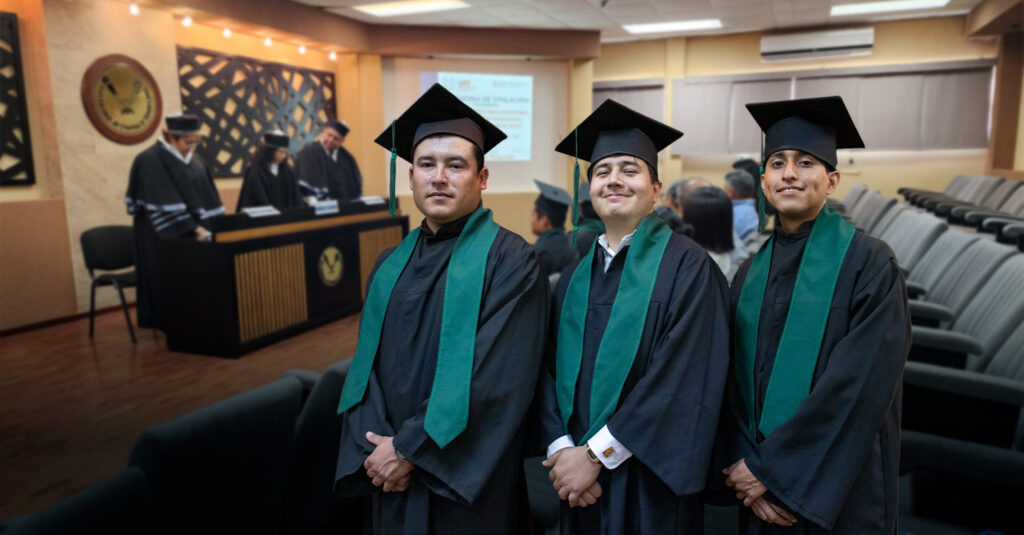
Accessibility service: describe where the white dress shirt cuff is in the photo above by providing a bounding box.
[546,435,575,459]
[587,425,632,469]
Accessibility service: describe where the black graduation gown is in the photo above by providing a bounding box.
[573,219,604,258]
[534,228,577,279]
[124,143,224,329]
[714,221,911,534]
[535,233,732,535]
[334,216,549,534]
[235,162,303,211]
[293,141,363,201]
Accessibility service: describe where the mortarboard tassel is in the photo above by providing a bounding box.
[757,131,767,233]
[571,128,580,247]
[388,121,397,217]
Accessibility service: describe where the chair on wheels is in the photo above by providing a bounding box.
[80,225,137,343]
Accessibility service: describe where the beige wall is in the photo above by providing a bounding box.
[594,16,1001,194]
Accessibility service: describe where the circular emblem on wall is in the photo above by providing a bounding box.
[318,246,344,287]
[80,54,162,144]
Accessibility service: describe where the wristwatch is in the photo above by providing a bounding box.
[585,445,602,465]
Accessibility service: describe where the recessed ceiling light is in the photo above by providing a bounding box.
[298,45,307,55]
[623,19,722,34]
[352,0,470,18]
[329,51,338,61]
[181,15,193,27]
[264,37,272,47]
[831,0,950,17]
[129,3,139,16]
[223,28,232,38]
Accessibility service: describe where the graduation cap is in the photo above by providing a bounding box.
[165,114,201,133]
[554,99,682,240]
[745,96,864,171]
[326,119,349,137]
[262,130,289,149]
[534,179,571,226]
[745,96,864,231]
[374,83,507,216]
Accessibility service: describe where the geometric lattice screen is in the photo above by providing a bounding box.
[0,12,35,185]
[177,46,337,178]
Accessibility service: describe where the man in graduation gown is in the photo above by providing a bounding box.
[124,114,224,330]
[715,96,911,533]
[535,100,731,534]
[236,131,304,211]
[333,84,548,534]
[294,119,363,202]
[532,179,578,280]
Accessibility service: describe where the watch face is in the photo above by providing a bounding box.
[81,54,162,144]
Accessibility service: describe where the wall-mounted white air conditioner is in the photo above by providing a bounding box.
[761,28,874,62]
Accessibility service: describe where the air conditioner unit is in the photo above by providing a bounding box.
[761,28,874,62]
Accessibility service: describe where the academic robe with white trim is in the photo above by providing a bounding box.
[124,143,223,329]
[535,233,732,534]
[236,162,303,211]
[713,221,911,534]
[294,141,362,201]
[334,215,549,534]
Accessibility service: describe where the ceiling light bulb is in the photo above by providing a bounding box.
[299,45,307,55]
[223,28,232,38]
[329,51,337,61]
[182,15,193,27]
[129,3,139,16]
[264,37,272,47]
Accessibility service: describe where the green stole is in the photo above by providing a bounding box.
[337,205,500,448]
[556,213,672,443]
[734,204,855,437]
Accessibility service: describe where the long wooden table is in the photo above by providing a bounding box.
[159,203,408,357]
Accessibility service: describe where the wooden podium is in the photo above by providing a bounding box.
[159,203,408,357]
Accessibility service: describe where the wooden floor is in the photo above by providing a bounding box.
[0,307,360,519]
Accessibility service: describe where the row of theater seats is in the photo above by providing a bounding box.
[0,363,368,535]
[839,176,1024,535]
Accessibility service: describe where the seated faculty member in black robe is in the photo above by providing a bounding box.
[236,131,303,211]
[124,114,224,330]
[715,96,911,533]
[294,119,363,202]
[535,99,732,534]
[333,84,549,534]
[531,179,578,280]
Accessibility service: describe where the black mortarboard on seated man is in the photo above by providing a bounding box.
[165,114,201,133]
[373,83,507,216]
[263,130,289,148]
[327,119,350,137]
[554,99,682,236]
[745,96,864,230]
[533,178,571,227]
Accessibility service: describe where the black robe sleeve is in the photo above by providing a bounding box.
[125,146,198,239]
[236,164,272,211]
[293,143,326,200]
[737,256,909,529]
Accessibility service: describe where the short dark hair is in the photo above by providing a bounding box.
[724,169,756,199]
[682,187,734,254]
[579,200,598,220]
[412,134,484,172]
[586,156,658,183]
[535,198,568,229]
[251,143,284,166]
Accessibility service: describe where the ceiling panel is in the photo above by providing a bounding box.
[297,0,983,43]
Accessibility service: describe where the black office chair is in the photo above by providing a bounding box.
[80,225,137,343]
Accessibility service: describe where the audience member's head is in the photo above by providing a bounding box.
[724,169,756,200]
[654,205,692,235]
[683,187,734,254]
[733,156,776,217]
[666,178,712,216]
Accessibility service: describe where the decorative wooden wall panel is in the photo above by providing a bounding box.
[0,12,35,186]
[234,243,308,343]
[177,46,336,178]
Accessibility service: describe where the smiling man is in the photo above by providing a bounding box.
[332,84,548,534]
[535,100,731,534]
[716,96,910,534]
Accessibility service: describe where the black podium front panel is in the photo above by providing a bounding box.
[160,205,408,357]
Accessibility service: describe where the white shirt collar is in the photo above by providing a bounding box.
[157,138,193,165]
[268,162,279,176]
[596,231,635,272]
[321,141,337,162]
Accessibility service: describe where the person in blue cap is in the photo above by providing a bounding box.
[715,96,910,533]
